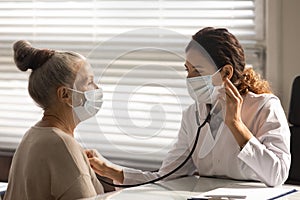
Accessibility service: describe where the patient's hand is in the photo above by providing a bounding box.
[85,149,124,184]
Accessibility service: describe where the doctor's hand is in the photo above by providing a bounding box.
[85,149,124,184]
[223,78,243,126]
[222,78,253,149]
[85,149,101,159]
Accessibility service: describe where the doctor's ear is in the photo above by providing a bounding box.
[57,86,71,103]
[221,65,233,80]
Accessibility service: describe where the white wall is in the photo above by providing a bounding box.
[266,0,300,115]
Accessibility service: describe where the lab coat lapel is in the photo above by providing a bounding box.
[197,118,225,159]
[196,103,215,159]
[214,122,225,142]
[198,124,215,158]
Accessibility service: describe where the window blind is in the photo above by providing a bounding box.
[0,0,264,170]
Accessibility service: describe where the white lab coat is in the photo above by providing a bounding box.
[121,92,291,186]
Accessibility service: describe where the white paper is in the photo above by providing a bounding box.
[0,182,8,193]
[190,187,297,200]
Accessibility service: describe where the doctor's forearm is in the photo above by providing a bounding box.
[227,119,253,149]
[91,160,124,184]
[238,137,290,186]
[104,165,124,184]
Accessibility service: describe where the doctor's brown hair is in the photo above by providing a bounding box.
[188,27,271,95]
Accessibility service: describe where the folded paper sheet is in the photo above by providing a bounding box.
[189,187,297,200]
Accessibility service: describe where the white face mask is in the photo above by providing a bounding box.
[186,69,222,104]
[68,88,103,122]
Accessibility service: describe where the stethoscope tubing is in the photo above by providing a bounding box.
[99,111,211,188]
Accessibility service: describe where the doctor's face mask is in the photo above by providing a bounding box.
[186,69,222,104]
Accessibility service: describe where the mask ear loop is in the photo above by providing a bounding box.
[66,102,73,108]
[66,88,84,107]
[211,67,222,77]
[209,68,224,116]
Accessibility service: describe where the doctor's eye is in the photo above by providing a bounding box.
[184,64,190,72]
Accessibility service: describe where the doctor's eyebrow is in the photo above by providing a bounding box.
[193,66,204,74]
[184,63,204,75]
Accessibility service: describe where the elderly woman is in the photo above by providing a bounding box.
[86,27,291,187]
[4,41,104,200]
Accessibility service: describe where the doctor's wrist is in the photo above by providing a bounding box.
[112,168,124,184]
[105,165,124,184]
[226,119,253,148]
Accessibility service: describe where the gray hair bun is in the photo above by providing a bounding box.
[13,40,55,71]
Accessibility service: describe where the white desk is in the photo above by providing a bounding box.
[0,182,8,200]
[94,176,300,200]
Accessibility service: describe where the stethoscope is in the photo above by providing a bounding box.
[98,107,212,188]
[98,71,225,188]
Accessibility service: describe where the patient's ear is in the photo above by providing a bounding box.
[57,86,71,103]
[221,65,233,80]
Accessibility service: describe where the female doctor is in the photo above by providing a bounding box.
[86,27,291,187]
